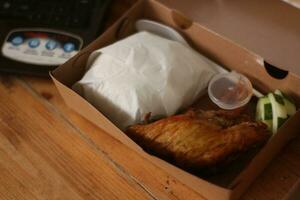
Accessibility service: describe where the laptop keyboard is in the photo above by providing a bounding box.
[0,0,99,28]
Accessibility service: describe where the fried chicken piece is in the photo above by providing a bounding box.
[126,109,270,171]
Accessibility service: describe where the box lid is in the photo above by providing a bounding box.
[157,0,300,77]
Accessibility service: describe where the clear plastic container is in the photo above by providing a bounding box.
[208,71,253,110]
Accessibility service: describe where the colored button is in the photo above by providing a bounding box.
[63,43,75,53]
[45,40,57,50]
[28,38,40,48]
[11,36,23,46]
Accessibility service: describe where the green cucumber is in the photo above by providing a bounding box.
[256,96,272,130]
[256,90,297,134]
[274,90,296,116]
[268,93,288,133]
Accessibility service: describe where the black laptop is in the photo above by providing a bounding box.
[0,0,111,75]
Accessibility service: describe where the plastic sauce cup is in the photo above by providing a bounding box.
[208,71,253,110]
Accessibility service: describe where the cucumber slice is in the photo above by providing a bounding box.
[257,90,296,134]
[256,96,272,130]
[256,96,266,120]
[268,93,288,133]
[274,90,296,116]
[264,103,273,120]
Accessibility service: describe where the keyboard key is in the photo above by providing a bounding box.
[2,1,11,10]
[11,36,23,46]
[45,40,57,50]
[70,17,84,27]
[51,15,64,26]
[0,0,99,29]
[54,4,69,15]
[33,13,50,23]
[63,42,75,52]
[17,4,30,12]
[28,38,40,48]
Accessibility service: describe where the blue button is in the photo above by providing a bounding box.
[45,40,57,50]
[63,43,75,53]
[28,38,40,48]
[11,36,23,46]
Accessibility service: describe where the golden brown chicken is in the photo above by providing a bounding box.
[126,109,270,171]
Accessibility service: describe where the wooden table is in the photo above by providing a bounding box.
[0,74,298,200]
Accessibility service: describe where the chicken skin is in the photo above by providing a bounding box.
[126,109,270,171]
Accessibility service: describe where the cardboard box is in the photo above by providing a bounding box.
[50,0,300,199]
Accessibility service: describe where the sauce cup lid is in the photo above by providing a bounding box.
[208,71,253,110]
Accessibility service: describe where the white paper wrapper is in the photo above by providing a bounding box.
[73,31,217,129]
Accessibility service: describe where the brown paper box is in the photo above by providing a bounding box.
[50,0,300,199]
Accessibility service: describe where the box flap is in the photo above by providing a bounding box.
[157,0,300,76]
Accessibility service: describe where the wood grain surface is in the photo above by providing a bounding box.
[0,75,298,200]
[0,76,153,200]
